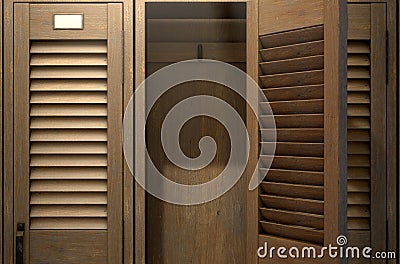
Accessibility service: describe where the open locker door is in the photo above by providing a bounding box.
[6,3,123,264]
[255,0,347,263]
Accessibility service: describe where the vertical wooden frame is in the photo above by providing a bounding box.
[370,3,387,254]
[323,0,348,257]
[246,0,259,263]
[0,0,3,261]
[123,0,135,263]
[134,1,146,262]
[4,1,15,262]
[13,4,30,263]
[107,3,124,263]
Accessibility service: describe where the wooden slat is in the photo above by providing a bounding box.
[261,182,324,200]
[347,92,370,104]
[30,130,107,142]
[147,42,245,62]
[348,155,370,167]
[31,205,107,217]
[262,142,324,157]
[260,208,323,229]
[30,92,107,104]
[30,218,107,230]
[348,218,370,230]
[348,67,370,79]
[30,117,107,129]
[348,205,371,217]
[260,195,324,215]
[259,221,323,245]
[147,19,246,42]
[347,80,370,91]
[259,40,324,62]
[347,105,370,116]
[261,114,323,128]
[261,169,323,185]
[259,25,324,49]
[263,85,324,101]
[30,79,107,91]
[30,142,107,154]
[348,180,370,192]
[30,54,107,66]
[31,193,107,204]
[261,128,324,143]
[31,180,107,192]
[348,54,370,66]
[267,99,324,114]
[348,117,370,129]
[30,41,107,54]
[347,130,370,142]
[348,41,370,53]
[30,155,107,167]
[31,104,107,116]
[260,55,324,75]
[31,67,107,79]
[348,193,370,205]
[348,168,370,180]
[260,70,324,88]
[348,142,370,155]
[30,167,107,180]
[264,155,324,171]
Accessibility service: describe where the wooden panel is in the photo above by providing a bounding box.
[261,128,324,142]
[31,54,107,66]
[263,169,323,185]
[30,66,107,78]
[30,231,107,263]
[30,4,107,40]
[348,4,371,40]
[259,0,323,35]
[262,142,324,157]
[260,55,324,75]
[261,182,324,200]
[31,193,107,205]
[30,167,107,179]
[31,218,107,230]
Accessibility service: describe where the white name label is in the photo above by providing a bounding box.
[53,14,84,30]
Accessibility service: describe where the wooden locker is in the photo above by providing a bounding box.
[254,0,347,263]
[346,2,397,263]
[4,3,123,264]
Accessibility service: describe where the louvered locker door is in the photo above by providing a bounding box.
[347,3,387,263]
[256,0,346,263]
[13,4,123,264]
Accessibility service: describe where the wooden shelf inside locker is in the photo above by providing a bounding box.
[146,18,246,42]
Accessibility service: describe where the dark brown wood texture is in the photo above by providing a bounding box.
[347,4,388,264]
[257,1,347,264]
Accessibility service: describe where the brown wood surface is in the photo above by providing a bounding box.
[323,2,347,264]
[259,0,323,35]
[30,230,107,264]
[348,4,371,40]
[14,5,31,263]
[370,3,387,257]
[30,4,108,40]
[107,4,124,263]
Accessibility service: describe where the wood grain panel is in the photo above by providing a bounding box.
[30,4,107,40]
[259,0,323,35]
